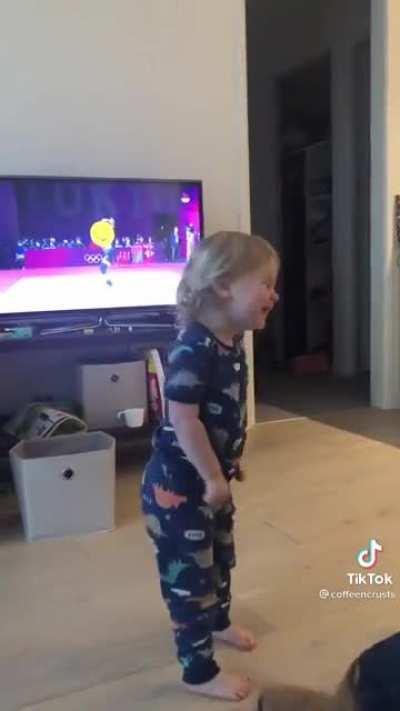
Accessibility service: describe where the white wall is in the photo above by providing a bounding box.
[247,0,370,375]
[370,0,400,408]
[0,0,249,233]
[354,41,371,372]
[0,0,254,421]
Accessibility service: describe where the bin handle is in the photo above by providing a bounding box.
[62,468,75,480]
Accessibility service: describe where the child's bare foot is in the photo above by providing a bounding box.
[213,624,257,651]
[184,671,251,701]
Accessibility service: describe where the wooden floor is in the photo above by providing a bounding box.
[1,407,400,710]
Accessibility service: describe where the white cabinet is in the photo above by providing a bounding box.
[79,360,147,428]
[10,432,115,541]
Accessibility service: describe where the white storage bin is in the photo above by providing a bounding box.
[78,360,147,429]
[10,431,115,541]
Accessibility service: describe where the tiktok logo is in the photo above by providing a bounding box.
[357,539,383,569]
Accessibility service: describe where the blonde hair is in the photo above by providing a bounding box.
[176,231,279,327]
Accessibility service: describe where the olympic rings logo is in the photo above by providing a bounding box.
[84,254,102,264]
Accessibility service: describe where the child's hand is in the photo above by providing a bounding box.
[203,475,231,510]
[234,463,246,482]
[231,459,246,482]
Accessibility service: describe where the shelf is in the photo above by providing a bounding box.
[0,324,177,353]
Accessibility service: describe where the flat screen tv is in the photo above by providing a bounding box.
[0,177,203,320]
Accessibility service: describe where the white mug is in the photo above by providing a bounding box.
[117,408,144,428]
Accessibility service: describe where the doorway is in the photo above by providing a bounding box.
[251,52,371,421]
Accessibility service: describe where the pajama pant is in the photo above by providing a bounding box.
[141,453,236,684]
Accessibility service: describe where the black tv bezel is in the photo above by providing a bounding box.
[0,175,204,325]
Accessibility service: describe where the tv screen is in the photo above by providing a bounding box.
[0,177,203,318]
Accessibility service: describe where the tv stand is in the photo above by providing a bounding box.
[103,310,175,331]
[0,308,177,360]
[39,316,105,336]
[0,308,177,419]
[0,306,177,340]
